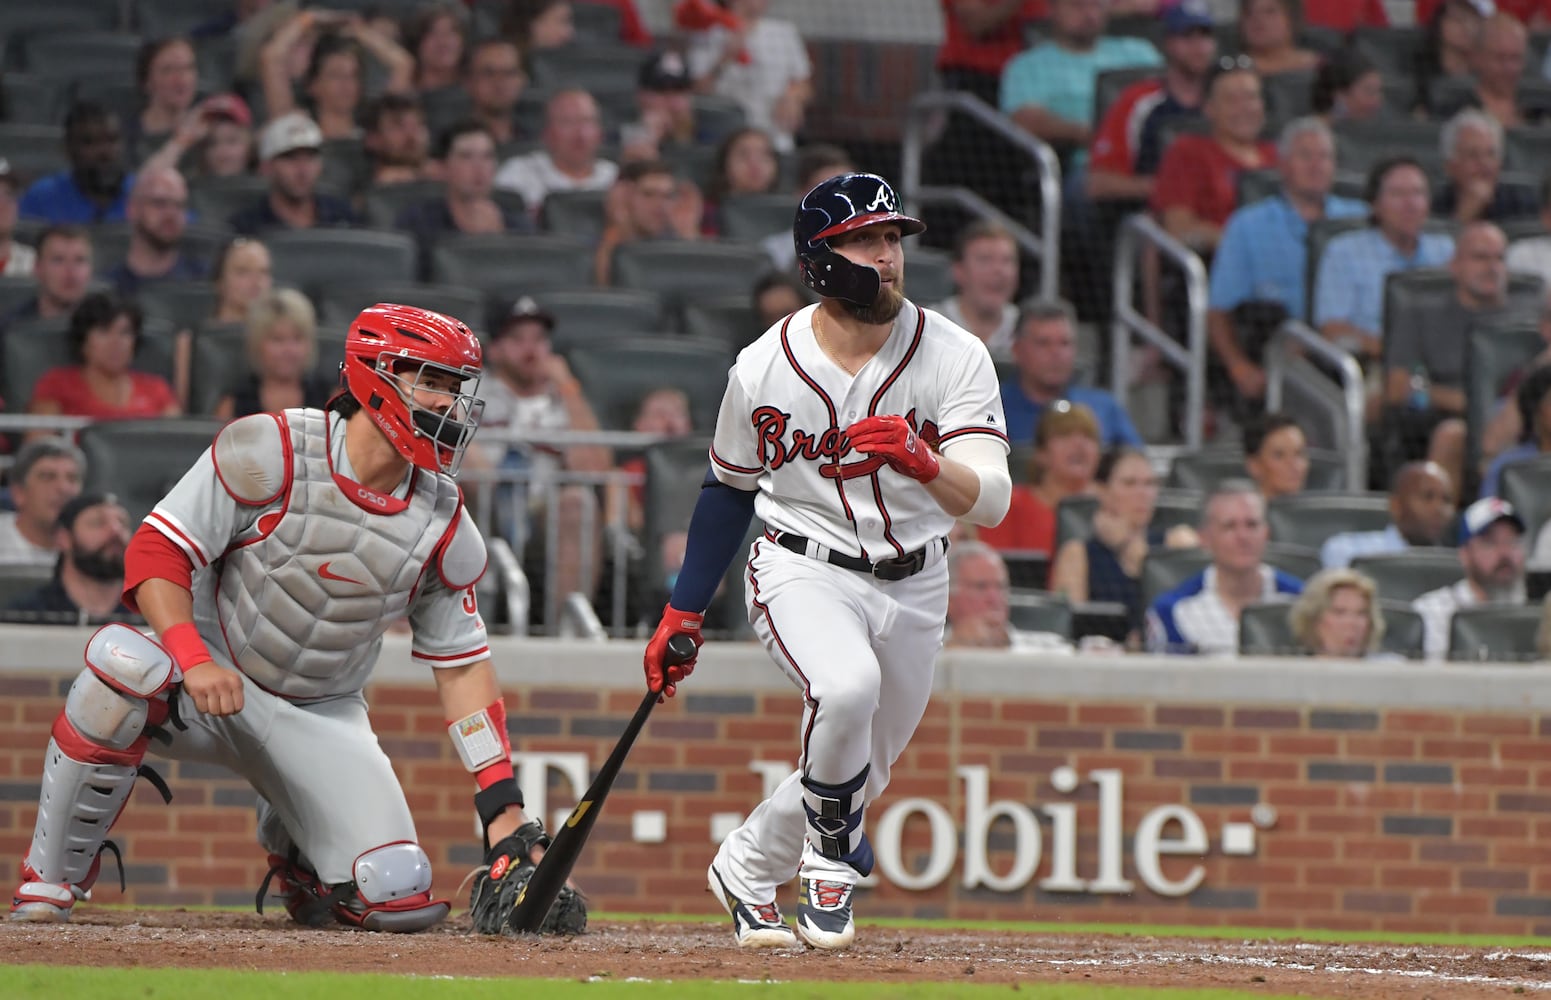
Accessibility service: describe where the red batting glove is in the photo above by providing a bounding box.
[644,604,704,699]
[844,415,940,483]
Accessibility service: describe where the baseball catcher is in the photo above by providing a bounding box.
[10,304,583,935]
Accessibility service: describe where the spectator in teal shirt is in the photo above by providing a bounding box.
[999,0,1163,170]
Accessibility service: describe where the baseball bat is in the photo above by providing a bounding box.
[507,633,698,933]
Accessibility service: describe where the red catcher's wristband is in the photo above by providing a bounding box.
[161,622,214,674]
[466,698,514,791]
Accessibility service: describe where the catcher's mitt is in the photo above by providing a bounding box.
[468,820,587,936]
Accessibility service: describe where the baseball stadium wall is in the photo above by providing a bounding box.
[1,626,1548,936]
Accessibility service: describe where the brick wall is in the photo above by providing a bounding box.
[2,660,1548,935]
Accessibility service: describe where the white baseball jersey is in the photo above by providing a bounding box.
[145,408,490,700]
[709,302,1008,557]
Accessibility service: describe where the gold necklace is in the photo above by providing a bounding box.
[813,309,858,376]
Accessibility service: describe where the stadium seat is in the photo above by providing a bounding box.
[1505,127,1551,176]
[567,337,733,431]
[1333,118,1443,180]
[432,233,595,296]
[1502,218,1548,245]
[319,138,371,199]
[1003,550,1052,589]
[265,230,419,302]
[610,241,772,321]
[1464,320,1544,481]
[529,288,666,343]
[90,222,231,276]
[1431,76,1551,121]
[319,281,486,330]
[0,276,38,319]
[1008,590,1073,638]
[24,32,140,81]
[1239,601,1299,656]
[0,74,66,127]
[572,2,625,42]
[187,326,247,416]
[528,43,643,92]
[661,142,720,190]
[1152,489,1204,535]
[1054,494,1100,553]
[718,193,795,243]
[79,418,224,525]
[364,180,446,229]
[1447,605,1543,663]
[137,282,218,334]
[904,246,956,304]
[692,94,748,144]
[1267,493,1392,551]
[1237,168,1280,206]
[1261,69,1316,129]
[421,85,476,138]
[1349,548,1463,603]
[541,189,610,244]
[136,0,218,35]
[1165,448,1345,492]
[1384,270,1543,379]
[192,35,236,96]
[680,293,765,351]
[2,317,177,412]
[0,124,67,186]
[189,174,273,228]
[0,565,55,610]
[1500,457,1551,541]
[1353,25,1423,78]
[1264,542,1322,582]
[1379,601,1426,660]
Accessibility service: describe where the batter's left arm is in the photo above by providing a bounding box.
[924,437,1012,525]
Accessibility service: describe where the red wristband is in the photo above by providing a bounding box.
[161,622,214,673]
[468,698,514,791]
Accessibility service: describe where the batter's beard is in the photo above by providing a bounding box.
[840,282,905,326]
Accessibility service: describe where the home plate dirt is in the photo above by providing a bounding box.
[1,910,1548,997]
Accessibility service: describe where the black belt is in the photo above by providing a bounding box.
[773,531,945,582]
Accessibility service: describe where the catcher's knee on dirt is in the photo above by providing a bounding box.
[333,842,450,933]
[22,625,176,891]
[468,820,588,936]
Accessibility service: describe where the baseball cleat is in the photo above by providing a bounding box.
[795,875,856,950]
[10,867,77,923]
[708,863,797,948]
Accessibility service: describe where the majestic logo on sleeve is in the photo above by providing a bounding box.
[752,406,940,480]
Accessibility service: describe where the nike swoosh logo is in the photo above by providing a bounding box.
[318,562,367,586]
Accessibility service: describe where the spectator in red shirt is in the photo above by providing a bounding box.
[1300,0,1388,30]
[1152,57,1275,254]
[27,293,179,437]
[978,400,1101,555]
[1419,0,1551,28]
[1089,0,1218,204]
[937,0,1050,105]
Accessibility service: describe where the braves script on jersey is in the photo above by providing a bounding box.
[708,301,1008,552]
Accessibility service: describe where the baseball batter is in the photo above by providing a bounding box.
[10,305,583,935]
[642,173,1012,950]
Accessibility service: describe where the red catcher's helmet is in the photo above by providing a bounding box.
[341,304,485,476]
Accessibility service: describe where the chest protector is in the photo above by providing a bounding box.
[196,409,462,700]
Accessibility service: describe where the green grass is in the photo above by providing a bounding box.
[2,966,1308,1000]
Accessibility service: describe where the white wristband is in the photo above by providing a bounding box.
[448,708,505,772]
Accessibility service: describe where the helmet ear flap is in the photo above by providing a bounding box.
[799,249,881,305]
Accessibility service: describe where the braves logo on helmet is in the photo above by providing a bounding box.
[793,173,925,305]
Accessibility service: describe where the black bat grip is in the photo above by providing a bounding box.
[665,633,698,666]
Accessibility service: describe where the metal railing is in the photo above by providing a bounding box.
[898,90,1061,300]
[1110,214,1208,451]
[485,537,531,638]
[1265,320,1368,492]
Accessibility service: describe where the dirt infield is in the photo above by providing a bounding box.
[1,909,1548,996]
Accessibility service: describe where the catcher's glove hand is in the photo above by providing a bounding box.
[467,820,588,936]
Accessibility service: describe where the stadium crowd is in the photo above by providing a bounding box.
[2,0,1551,662]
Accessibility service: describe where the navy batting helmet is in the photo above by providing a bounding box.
[793,172,925,305]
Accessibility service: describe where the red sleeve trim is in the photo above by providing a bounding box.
[938,426,1011,446]
[413,646,491,663]
[122,523,195,613]
[145,511,209,567]
[711,445,762,475]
